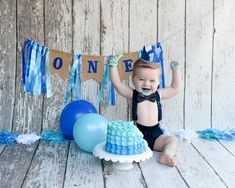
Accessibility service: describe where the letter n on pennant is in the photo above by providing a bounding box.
[81,55,104,83]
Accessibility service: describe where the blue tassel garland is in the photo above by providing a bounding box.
[0,131,19,145]
[41,130,65,144]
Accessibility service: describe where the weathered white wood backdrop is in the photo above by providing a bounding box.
[0,0,235,133]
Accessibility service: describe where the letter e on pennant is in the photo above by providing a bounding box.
[118,52,139,80]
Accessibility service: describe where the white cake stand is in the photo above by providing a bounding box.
[93,142,153,170]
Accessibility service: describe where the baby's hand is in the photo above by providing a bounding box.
[170,61,180,71]
[108,52,123,67]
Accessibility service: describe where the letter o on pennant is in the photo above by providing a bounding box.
[53,57,63,70]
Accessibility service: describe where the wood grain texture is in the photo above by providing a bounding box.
[185,0,214,130]
[100,0,129,121]
[177,143,226,188]
[43,0,72,130]
[0,142,38,187]
[0,0,16,131]
[129,0,157,123]
[139,152,187,188]
[0,145,5,154]
[158,0,185,132]
[192,139,235,188]
[64,142,104,188]
[22,141,69,188]
[0,0,234,137]
[212,0,235,129]
[73,0,100,111]
[104,161,145,188]
[13,0,44,133]
[130,0,157,51]
[218,140,235,157]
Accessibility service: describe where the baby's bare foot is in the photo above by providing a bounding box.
[158,153,176,167]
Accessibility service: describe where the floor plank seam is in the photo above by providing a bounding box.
[217,140,235,158]
[62,141,71,188]
[101,159,107,188]
[0,145,6,156]
[20,140,40,188]
[191,143,229,188]
[137,163,148,188]
[175,166,190,188]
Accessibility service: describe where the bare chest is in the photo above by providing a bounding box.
[136,101,159,126]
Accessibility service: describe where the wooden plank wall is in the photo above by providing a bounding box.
[0,0,234,133]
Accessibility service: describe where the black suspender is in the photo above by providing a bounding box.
[132,90,162,122]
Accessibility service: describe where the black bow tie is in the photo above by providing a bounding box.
[136,92,156,103]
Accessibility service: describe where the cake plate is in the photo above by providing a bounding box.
[93,142,153,170]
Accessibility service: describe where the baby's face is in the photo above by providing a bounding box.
[132,67,160,96]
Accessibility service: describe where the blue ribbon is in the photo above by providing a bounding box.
[40,46,47,94]
[22,39,52,97]
[22,39,31,86]
[64,54,81,104]
[72,55,81,101]
[97,63,116,105]
[24,41,34,92]
[45,48,52,97]
[32,44,42,96]
[157,43,165,88]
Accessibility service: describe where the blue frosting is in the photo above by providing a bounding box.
[105,120,147,155]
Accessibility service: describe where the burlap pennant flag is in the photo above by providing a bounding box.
[81,55,104,83]
[118,52,139,80]
[49,50,72,80]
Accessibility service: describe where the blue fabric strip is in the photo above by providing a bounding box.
[24,41,34,92]
[97,63,109,105]
[157,43,165,88]
[105,64,115,105]
[22,39,52,97]
[64,54,81,104]
[73,55,81,101]
[32,44,42,96]
[45,48,52,97]
[22,39,31,86]
[97,60,116,106]
[41,46,47,94]
[27,43,38,93]
[111,83,116,105]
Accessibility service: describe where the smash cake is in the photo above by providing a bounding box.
[105,120,147,155]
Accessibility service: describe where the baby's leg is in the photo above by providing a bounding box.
[153,135,178,167]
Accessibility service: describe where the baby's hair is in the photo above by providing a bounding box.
[133,59,161,77]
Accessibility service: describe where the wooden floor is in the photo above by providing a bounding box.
[0,138,234,188]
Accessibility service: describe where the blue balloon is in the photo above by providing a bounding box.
[73,113,108,153]
[60,100,97,140]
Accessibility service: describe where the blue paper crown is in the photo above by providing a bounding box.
[139,42,165,88]
[140,42,162,63]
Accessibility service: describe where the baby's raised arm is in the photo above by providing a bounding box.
[158,61,182,99]
[109,55,133,99]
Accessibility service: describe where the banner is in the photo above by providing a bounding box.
[22,39,165,105]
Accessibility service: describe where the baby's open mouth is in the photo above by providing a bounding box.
[141,88,152,96]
